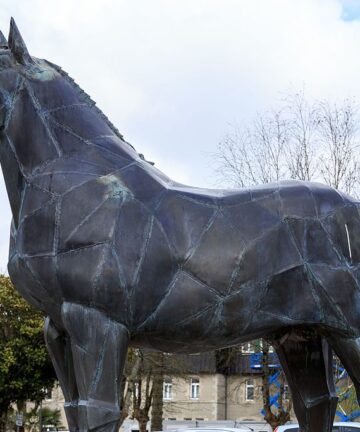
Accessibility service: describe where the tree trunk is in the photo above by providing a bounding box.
[0,412,7,432]
[138,414,149,432]
[120,354,142,426]
[262,343,273,426]
[16,401,25,432]
[150,353,164,432]
[261,340,291,431]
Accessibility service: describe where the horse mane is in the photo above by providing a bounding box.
[46,60,138,153]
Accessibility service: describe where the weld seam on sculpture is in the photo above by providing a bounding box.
[346,223,353,260]
[49,63,125,142]
[137,271,182,328]
[183,269,224,297]
[25,81,62,156]
[318,218,344,261]
[45,103,88,113]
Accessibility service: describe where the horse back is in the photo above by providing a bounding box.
[132,180,360,349]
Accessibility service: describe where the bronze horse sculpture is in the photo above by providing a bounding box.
[1,18,360,432]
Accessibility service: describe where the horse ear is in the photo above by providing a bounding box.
[8,18,33,65]
[0,31,7,48]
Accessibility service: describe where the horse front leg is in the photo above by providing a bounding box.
[275,334,337,432]
[61,303,129,432]
[44,317,79,432]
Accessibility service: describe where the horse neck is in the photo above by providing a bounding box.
[1,68,141,223]
[4,66,139,172]
[48,65,139,163]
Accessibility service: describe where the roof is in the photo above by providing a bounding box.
[179,351,280,375]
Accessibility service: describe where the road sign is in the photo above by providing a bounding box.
[15,412,23,427]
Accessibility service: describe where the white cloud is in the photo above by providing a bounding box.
[1,0,360,269]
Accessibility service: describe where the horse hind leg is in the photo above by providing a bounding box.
[327,334,360,406]
[44,317,79,432]
[274,333,337,432]
[61,302,129,432]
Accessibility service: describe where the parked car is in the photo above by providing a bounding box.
[166,428,254,432]
[274,422,360,432]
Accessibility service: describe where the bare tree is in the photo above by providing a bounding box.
[316,98,359,194]
[214,92,360,196]
[284,91,318,181]
[132,351,153,432]
[252,111,290,184]
[150,353,164,432]
[120,350,190,432]
[261,341,292,430]
[120,349,143,425]
[216,110,290,187]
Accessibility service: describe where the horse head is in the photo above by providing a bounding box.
[0,18,60,128]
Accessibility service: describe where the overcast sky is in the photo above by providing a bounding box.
[1,0,360,271]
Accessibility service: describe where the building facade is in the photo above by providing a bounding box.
[42,344,294,430]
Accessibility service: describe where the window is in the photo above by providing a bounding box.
[241,342,254,354]
[163,378,172,400]
[190,378,200,399]
[44,387,52,400]
[245,379,254,401]
[283,384,290,401]
[255,339,263,352]
[130,429,150,432]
